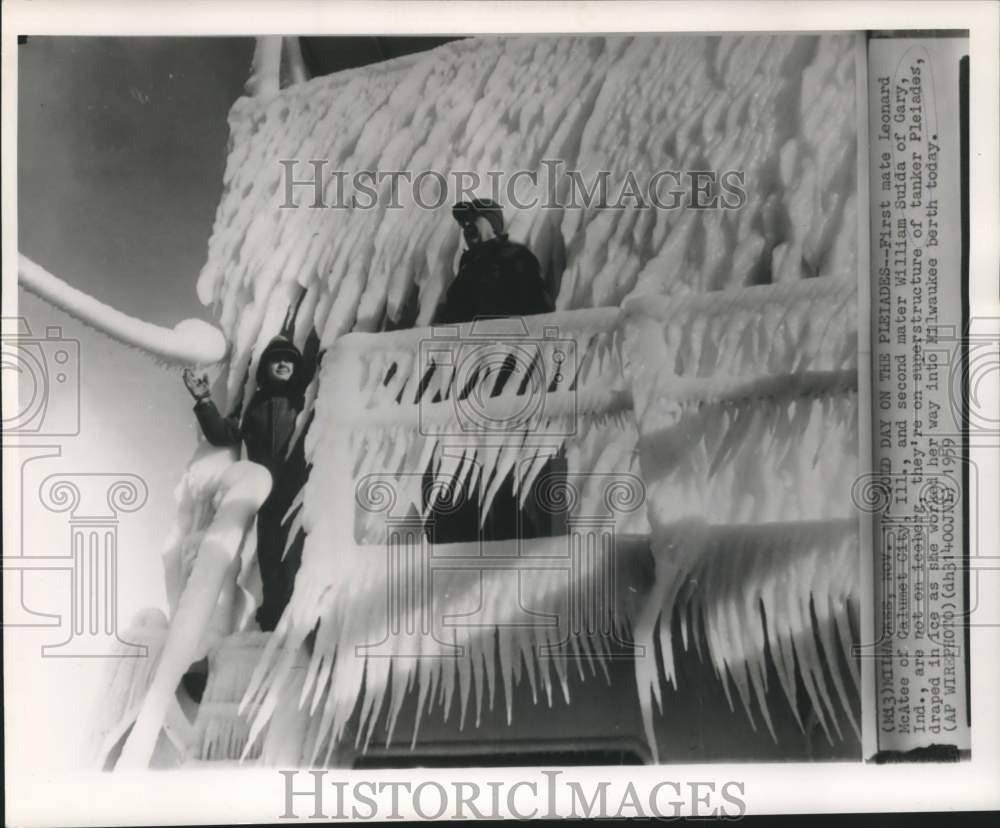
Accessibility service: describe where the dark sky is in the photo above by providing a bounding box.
[18,36,255,326]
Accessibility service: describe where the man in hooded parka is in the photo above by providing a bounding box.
[183,333,317,630]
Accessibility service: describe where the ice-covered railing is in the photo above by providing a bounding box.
[238,305,645,763]
[231,277,859,765]
[94,278,858,767]
[623,277,859,757]
[325,307,643,541]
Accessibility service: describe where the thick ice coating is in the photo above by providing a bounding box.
[197,34,857,416]
[106,33,861,767]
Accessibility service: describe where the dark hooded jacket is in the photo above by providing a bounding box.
[427,235,564,544]
[193,334,319,630]
[434,235,553,324]
[194,335,313,515]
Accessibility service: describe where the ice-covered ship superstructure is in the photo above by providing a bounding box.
[22,33,862,768]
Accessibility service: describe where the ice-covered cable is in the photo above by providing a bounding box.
[18,254,227,366]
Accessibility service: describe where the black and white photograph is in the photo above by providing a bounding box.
[2,1,997,823]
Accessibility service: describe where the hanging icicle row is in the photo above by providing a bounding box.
[197,34,856,418]
[643,520,860,752]
[239,532,643,765]
[623,276,859,761]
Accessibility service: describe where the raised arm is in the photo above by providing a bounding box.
[183,368,241,447]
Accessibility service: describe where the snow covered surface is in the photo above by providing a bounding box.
[197,34,857,416]
[113,456,272,769]
[161,443,263,630]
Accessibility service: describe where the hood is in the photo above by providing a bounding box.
[255,334,303,386]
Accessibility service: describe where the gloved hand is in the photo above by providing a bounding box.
[183,367,211,401]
